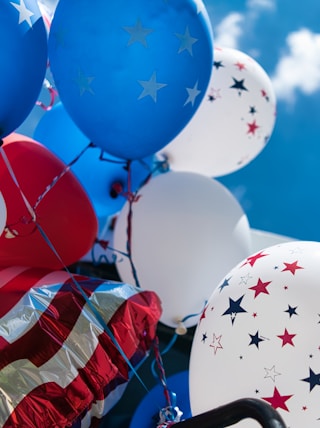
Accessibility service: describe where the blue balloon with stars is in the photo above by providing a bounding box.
[48,0,213,160]
[0,0,47,138]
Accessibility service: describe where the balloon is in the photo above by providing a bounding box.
[189,240,320,427]
[251,228,295,253]
[33,102,154,219]
[48,0,213,160]
[130,371,191,428]
[0,264,162,427]
[0,134,98,269]
[0,0,47,138]
[0,193,7,237]
[113,171,252,329]
[157,46,277,177]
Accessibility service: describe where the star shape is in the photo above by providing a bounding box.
[219,276,232,292]
[10,0,34,27]
[213,60,224,69]
[175,26,198,56]
[184,81,201,107]
[285,305,298,318]
[247,120,260,135]
[281,260,304,275]
[239,273,253,285]
[194,0,206,14]
[241,251,269,267]
[123,18,153,47]
[277,328,296,347]
[138,72,167,102]
[74,69,95,96]
[262,387,293,411]
[199,306,207,323]
[264,365,281,382]
[302,368,320,391]
[207,88,221,102]
[222,295,247,325]
[210,333,223,354]
[201,332,208,343]
[234,61,246,70]
[249,330,265,348]
[249,278,272,298]
[261,89,270,101]
[230,77,248,95]
[249,106,257,115]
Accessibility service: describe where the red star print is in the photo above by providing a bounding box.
[281,260,303,275]
[247,120,259,135]
[235,61,246,70]
[261,89,267,97]
[210,333,223,355]
[200,306,208,322]
[277,328,296,347]
[241,251,269,267]
[262,387,293,411]
[249,278,272,298]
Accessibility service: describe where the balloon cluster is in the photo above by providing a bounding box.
[0,0,280,327]
[4,1,309,428]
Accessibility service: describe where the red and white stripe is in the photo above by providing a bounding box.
[0,266,161,427]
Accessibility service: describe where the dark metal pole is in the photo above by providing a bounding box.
[176,398,286,428]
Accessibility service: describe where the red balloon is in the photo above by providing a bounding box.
[0,134,98,269]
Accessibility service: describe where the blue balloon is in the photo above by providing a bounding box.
[0,0,47,138]
[33,102,154,219]
[48,0,213,160]
[130,371,192,428]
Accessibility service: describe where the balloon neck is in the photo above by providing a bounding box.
[174,320,187,336]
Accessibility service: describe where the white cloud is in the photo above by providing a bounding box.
[246,0,276,10]
[213,1,276,50]
[214,12,244,49]
[271,28,320,103]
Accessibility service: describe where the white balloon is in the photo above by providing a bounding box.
[250,228,295,253]
[157,46,277,177]
[189,240,320,427]
[113,171,251,329]
[0,192,6,237]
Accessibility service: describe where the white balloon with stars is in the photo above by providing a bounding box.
[189,240,320,427]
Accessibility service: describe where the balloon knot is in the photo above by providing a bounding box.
[174,320,187,336]
[156,406,183,428]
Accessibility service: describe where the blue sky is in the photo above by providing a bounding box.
[203,0,320,241]
[26,0,320,242]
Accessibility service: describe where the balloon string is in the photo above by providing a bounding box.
[150,305,207,418]
[34,142,94,211]
[35,223,151,396]
[0,144,151,395]
[123,160,142,288]
[0,146,36,222]
[153,336,174,410]
[36,78,58,111]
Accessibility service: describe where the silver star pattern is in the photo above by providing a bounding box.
[138,71,167,102]
[175,26,198,56]
[74,69,95,96]
[123,18,154,47]
[10,0,34,27]
[184,80,201,106]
